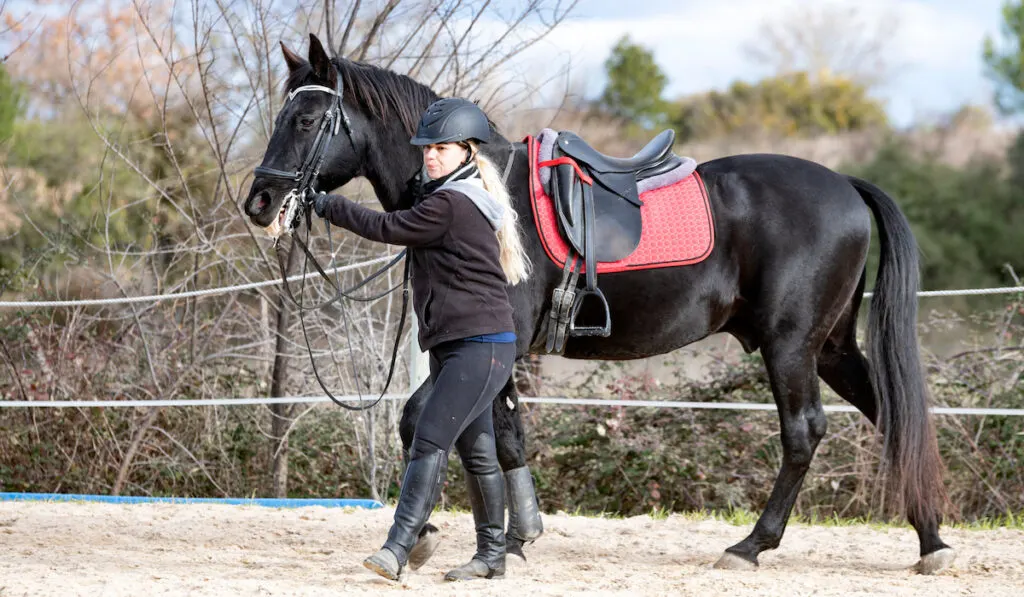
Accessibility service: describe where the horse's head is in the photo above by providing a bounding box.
[244,34,371,236]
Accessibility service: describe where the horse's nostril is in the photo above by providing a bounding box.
[250,190,274,216]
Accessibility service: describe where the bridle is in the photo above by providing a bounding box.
[254,81,353,224]
[253,77,408,412]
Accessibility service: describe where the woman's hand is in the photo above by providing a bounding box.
[306,189,332,218]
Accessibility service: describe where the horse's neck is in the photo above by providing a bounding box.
[366,171,407,210]
[363,123,421,210]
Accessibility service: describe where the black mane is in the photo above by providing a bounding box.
[285,58,440,136]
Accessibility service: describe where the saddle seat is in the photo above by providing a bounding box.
[556,129,677,174]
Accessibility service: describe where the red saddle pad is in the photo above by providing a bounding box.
[526,135,715,273]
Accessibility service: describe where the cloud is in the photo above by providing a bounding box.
[873,0,999,123]
[511,0,781,97]
[501,0,1005,126]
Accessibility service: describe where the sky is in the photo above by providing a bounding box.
[510,0,1010,128]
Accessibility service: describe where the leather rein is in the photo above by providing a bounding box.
[253,80,407,412]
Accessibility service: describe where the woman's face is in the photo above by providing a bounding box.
[422,142,468,180]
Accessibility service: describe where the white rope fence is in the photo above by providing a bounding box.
[0,269,1020,308]
[0,254,400,308]
[1,261,1021,416]
[1,394,1022,416]
[863,286,1024,298]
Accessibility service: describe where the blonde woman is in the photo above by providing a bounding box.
[309,98,529,582]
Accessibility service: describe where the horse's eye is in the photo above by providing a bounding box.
[300,118,315,128]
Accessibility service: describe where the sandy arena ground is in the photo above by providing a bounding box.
[0,502,1022,596]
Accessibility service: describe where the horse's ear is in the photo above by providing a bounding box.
[280,41,305,72]
[307,33,337,88]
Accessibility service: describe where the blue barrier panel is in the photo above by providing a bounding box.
[0,492,382,509]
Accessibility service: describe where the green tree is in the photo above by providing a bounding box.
[2,102,220,293]
[0,63,23,142]
[670,71,888,142]
[983,0,1024,114]
[600,36,668,127]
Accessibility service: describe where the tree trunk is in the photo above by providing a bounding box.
[269,243,298,498]
[112,407,161,495]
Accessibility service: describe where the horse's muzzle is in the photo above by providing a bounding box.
[244,178,286,229]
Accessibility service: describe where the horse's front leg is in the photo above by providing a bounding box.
[493,375,544,559]
[398,378,444,569]
[399,378,431,465]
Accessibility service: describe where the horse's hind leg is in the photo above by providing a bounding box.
[493,375,544,559]
[817,320,953,574]
[715,335,828,570]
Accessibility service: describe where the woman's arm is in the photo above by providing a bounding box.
[316,192,453,246]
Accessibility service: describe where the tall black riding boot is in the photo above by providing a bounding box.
[444,471,506,581]
[408,456,448,570]
[505,465,543,559]
[364,448,446,581]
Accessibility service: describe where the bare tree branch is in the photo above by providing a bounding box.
[743,4,900,88]
[355,0,403,62]
[408,0,463,79]
[323,0,336,57]
[337,0,362,58]
[429,0,490,89]
[0,0,43,63]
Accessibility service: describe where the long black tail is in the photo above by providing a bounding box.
[846,175,946,523]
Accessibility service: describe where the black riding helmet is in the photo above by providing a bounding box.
[410,98,491,146]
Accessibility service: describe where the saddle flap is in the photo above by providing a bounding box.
[552,162,586,255]
[591,183,642,262]
[548,147,642,263]
[591,170,642,207]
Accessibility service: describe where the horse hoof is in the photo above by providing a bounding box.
[507,537,527,562]
[408,526,441,571]
[916,547,956,575]
[714,552,758,571]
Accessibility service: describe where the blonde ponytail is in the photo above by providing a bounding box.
[471,142,532,285]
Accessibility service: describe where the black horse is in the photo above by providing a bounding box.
[244,35,955,574]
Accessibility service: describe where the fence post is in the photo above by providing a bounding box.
[408,312,429,391]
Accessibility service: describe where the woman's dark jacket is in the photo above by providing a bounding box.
[320,188,515,351]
